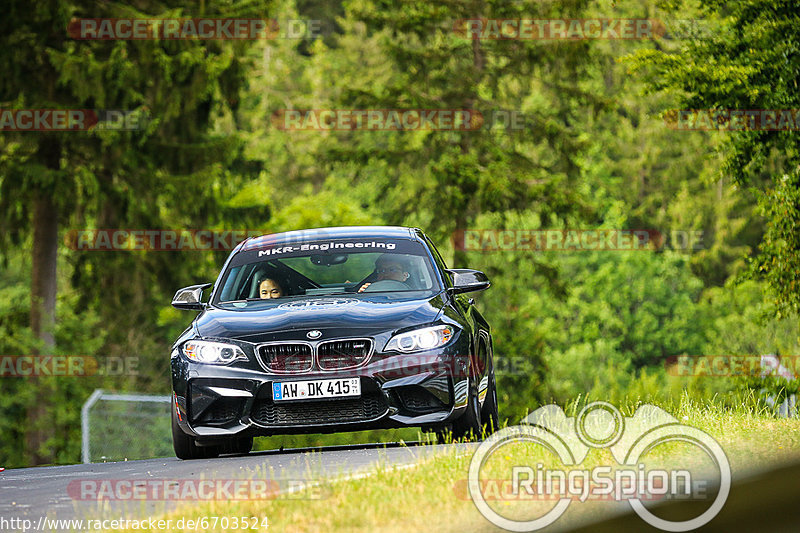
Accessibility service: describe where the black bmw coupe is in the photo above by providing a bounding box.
[170,226,497,459]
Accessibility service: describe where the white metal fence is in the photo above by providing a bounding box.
[761,354,798,418]
[81,389,172,463]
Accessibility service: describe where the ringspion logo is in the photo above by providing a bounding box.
[467,402,730,531]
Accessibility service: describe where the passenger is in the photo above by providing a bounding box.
[259,278,284,299]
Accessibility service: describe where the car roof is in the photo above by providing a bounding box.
[240,226,423,251]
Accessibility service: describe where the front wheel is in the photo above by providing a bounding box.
[452,379,482,441]
[481,370,499,436]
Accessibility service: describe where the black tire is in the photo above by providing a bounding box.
[171,397,220,460]
[452,378,482,441]
[481,369,499,436]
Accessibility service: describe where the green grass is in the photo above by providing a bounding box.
[122,395,800,533]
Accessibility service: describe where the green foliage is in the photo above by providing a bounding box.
[751,169,800,316]
[625,0,800,314]
[0,245,108,466]
[291,0,602,258]
[1,0,798,466]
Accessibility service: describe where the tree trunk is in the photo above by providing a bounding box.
[451,31,484,269]
[30,194,58,348]
[26,137,60,465]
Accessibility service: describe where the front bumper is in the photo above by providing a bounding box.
[171,347,472,440]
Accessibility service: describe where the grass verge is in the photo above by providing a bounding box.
[122,396,800,533]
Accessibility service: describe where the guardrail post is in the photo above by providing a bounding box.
[81,389,105,464]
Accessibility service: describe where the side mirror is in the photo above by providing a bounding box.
[171,283,213,310]
[446,269,490,294]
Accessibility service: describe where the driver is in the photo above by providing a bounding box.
[259,278,284,299]
[358,254,411,293]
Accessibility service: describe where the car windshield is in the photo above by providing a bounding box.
[213,238,441,304]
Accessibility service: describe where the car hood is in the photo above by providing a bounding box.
[194,292,447,343]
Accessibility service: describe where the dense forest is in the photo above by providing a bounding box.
[1,0,799,467]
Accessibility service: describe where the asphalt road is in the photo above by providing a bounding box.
[0,442,472,530]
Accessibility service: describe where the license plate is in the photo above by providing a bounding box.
[272,378,361,402]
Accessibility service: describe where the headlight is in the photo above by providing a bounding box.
[384,325,456,353]
[182,340,247,364]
